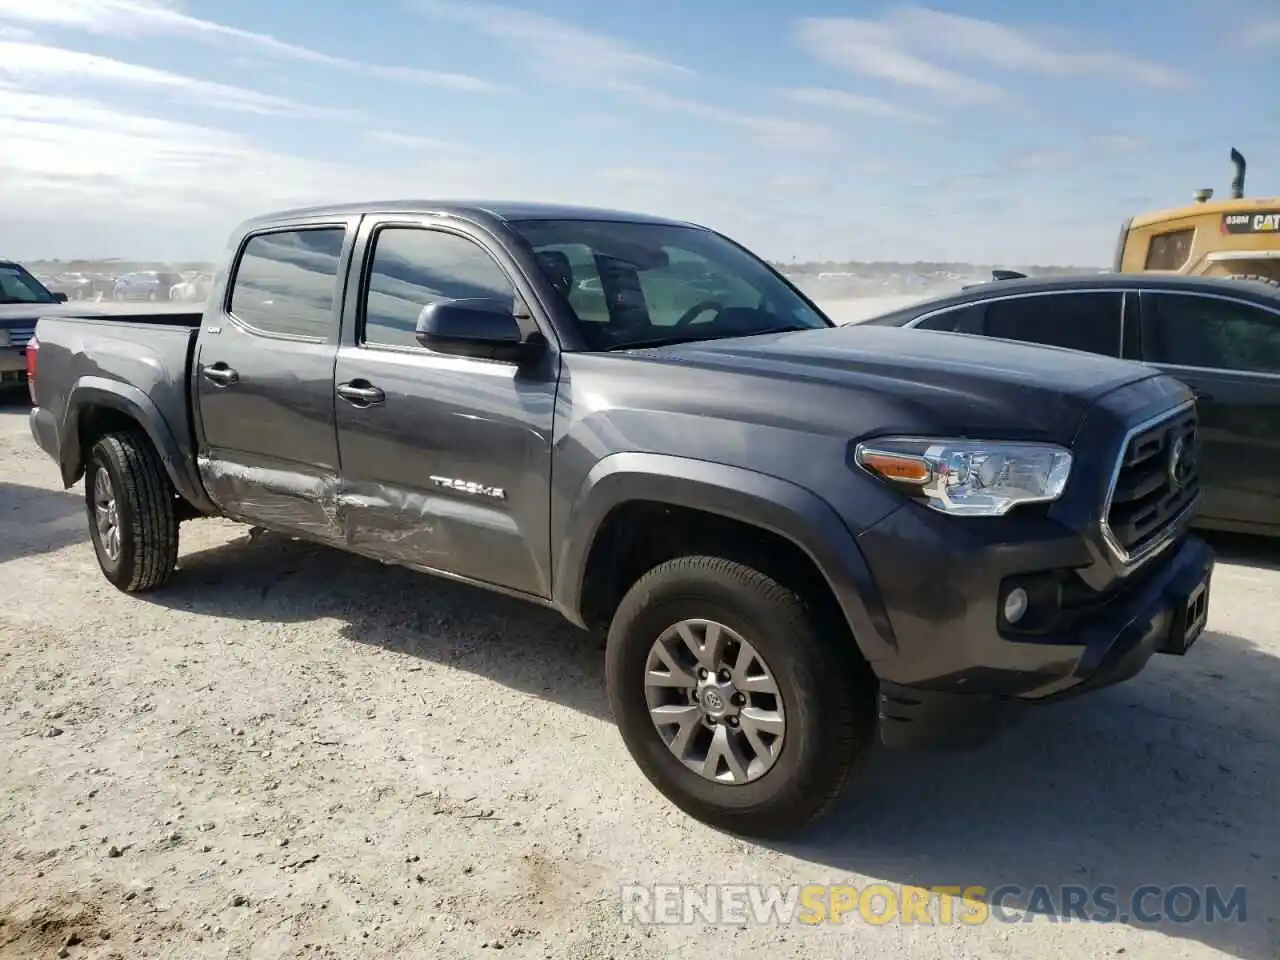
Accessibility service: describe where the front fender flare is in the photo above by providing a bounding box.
[552,452,897,663]
[61,377,215,513]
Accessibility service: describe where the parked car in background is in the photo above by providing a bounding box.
[0,260,67,387]
[47,272,94,301]
[27,200,1214,838]
[113,271,182,301]
[169,272,212,302]
[860,272,1280,537]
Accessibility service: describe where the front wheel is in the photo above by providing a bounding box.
[605,555,876,838]
[85,431,180,592]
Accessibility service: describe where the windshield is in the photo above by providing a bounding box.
[510,219,831,350]
[0,264,57,305]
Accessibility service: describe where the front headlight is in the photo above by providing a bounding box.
[855,437,1073,517]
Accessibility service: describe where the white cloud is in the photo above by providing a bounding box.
[621,87,834,150]
[0,0,502,92]
[0,41,354,118]
[781,86,938,123]
[885,7,1189,88]
[797,6,1190,103]
[414,0,834,148]
[1242,17,1280,45]
[1011,149,1076,172]
[414,0,689,92]
[0,87,524,238]
[797,16,1006,104]
[1092,133,1150,153]
[363,130,461,152]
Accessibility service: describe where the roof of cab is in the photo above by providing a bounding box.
[238,200,700,232]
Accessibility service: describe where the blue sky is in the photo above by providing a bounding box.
[0,0,1276,265]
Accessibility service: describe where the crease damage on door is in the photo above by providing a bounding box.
[196,454,450,559]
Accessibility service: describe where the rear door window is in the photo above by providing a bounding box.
[1140,293,1280,374]
[229,227,346,339]
[980,292,1124,356]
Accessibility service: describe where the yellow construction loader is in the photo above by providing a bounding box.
[1112,148,1279,283]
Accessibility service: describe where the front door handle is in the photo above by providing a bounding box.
[337,381,386,406]
[201,363,239,386]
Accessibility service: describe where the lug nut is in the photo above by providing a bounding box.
[726,717,739,727]
[717,669,731,683]
[731,693,746,706]
[697,668,709,680]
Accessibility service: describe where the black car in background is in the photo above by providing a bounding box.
[861,273,1280,536]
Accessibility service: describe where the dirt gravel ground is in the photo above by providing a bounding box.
[1,379,1277,959]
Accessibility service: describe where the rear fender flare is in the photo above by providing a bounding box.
[553,452,897,663]
[61,378,215,512]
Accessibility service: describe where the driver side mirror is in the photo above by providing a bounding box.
[415,298,540,363]
[52,292,69,303]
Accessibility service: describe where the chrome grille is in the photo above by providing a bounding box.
[1102,403,1199,563]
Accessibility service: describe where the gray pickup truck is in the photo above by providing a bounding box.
[29,201,1215,838]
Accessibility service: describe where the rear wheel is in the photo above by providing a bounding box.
[85,431,180,592]
[605,555,876,838]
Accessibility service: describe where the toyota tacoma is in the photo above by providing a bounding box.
[28,201,1214,838]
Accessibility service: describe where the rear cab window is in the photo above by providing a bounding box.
[228,227,347,339]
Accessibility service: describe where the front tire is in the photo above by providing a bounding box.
[605,555,876,838]
[85,431,180,592]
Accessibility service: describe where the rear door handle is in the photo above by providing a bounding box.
[337,381,386,406]
[201,363,239,386]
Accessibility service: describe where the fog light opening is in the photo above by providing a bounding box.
[1003,587,1029,625]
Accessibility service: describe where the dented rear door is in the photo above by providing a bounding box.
[193,220,354,541]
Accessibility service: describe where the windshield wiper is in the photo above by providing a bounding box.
[608,325,814,352]
[608,333,715,350]
[742,324,814,337]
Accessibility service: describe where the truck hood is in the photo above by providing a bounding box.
[633,324,1162,444]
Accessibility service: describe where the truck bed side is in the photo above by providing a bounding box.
[28,312,216,513]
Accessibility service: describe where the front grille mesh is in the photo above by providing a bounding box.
[1105,405,1199,557]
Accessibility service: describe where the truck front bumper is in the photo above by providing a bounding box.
[855,504,1214,751]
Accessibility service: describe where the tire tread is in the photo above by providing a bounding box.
[90,430,179,592]
[607,554,875,838]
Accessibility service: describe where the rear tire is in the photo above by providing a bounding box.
[605,555,876,839]
[85,431,180,592]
